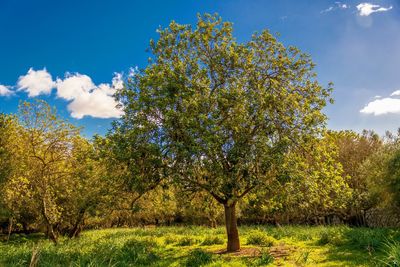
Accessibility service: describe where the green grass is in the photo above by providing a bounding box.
[0,225,399,266]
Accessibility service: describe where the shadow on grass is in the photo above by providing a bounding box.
[319,227,400,266]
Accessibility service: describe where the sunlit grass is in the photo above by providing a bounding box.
[1,225,399,266]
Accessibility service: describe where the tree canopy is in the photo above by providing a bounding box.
[114,14,333,251]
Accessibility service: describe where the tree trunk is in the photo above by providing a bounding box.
[224,202,240,252]
[6,217,13,242]
[41,199,58,244]
[69,208,86,238]
[46,223,58,244]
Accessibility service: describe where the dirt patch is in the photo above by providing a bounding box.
[269,244,295,258]
[212,244,296,259]
[213,247,261,257]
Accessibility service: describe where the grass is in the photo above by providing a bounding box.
[0,225,399,266]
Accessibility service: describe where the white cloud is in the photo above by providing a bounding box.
[361,90,400,115]
[361,98,400,115]
[321,6,334,13]
[321,2,349,13]
[356,3,393,16]
[17,68,55,97]
[10,67,124,119]
[0,85,14,96]
[390,90,400,96]
[56,73,123,119]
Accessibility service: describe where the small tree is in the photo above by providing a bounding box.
[115,14,332,251]
[242,131,351,225]
[0,114,20,237]
[10,100,79,243]
[62,137,117,238]
[332,130,382,225]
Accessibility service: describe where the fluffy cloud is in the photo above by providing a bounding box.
[0,85,13,96]
[360,90,400,115]
[14,67,123,119]
[321,2,349,13]
[390,90,400,96]
[356,3,393,16]
[17,68,55,97]
[56,73,123,119]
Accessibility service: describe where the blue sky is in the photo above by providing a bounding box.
[0,0,399,137]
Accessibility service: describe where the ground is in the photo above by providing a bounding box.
[0,225,399,266]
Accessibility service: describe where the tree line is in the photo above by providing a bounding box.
[0,14,399,252]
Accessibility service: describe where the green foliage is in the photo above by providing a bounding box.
[255,249,274,266]
[344,228,389,251]
[177,236,200,246]
[382,240,400,267]
[2,100,82,242]
[114,13,333,251]
[246,230,275,246]
[1,15,400,265]
[164,234,178,245]
[359,132,400,226]
[317,229,344,246]
[296,250,312,265]
[1,226,398,266]
[201,235,224,246]
[385,149,400,208]
[185,249,213,267]
[117,239,160,266]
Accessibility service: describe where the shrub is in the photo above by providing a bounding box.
[201,236,224,246]
[185,249,213,267]
[246,230,275,247]
[317,231,331,245]
[317,229,343,246]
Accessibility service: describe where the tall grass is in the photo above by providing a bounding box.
[1,226,398,266]
[381,240,400,266]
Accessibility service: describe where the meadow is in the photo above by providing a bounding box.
[1,226,399,267]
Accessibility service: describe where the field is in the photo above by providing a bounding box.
[1,226,399,267]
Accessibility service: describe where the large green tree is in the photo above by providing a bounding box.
[115,14,332,251]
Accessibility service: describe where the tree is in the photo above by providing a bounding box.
[61,137,118,238]
[242,131,350,225]
[6,100,79,243]
[0,114,16,184]
[115,14,332,251]
[0,114,20,237]
[332,130,382,225]
[361,131,400,225]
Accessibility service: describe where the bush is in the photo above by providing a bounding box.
[317,229,343,246]
[246,230,275,247]
[201,236,224,246]
[185,249,213,267]
[317,231,331,245]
